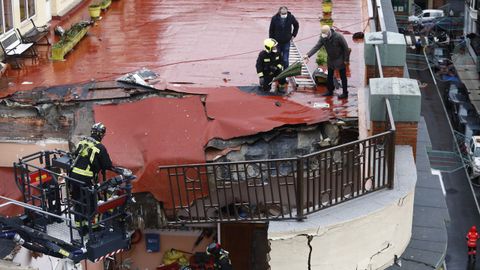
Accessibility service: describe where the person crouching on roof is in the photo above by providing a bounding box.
[256,38,287,92]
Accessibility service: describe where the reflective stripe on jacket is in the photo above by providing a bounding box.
[71,138,101,178]
[256,50,283,77]
[468,231,479,247]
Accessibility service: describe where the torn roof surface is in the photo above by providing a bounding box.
[1,0,364,115]
[1,0,367,208]
[95,86,334,205]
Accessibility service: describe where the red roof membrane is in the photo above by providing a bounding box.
[95,87,331,207]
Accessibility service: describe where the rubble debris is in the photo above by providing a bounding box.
[117,68,159,88]
[205,124,340,163]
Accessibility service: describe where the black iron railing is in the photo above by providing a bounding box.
[12,150,133,249]
[159,100,396,224]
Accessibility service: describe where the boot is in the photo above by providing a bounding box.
[322,91,333,97]
[338,92,348,99]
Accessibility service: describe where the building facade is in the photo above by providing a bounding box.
[0,0,81,39]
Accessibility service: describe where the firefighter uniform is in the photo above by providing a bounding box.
[69,134,113,233]
[467,226,479,260]
[256,38,286,92]
[215,253,233,270]
[206,243,233,270]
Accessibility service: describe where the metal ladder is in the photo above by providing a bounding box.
[289,41,316,90]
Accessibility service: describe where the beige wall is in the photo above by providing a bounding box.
[50,0,83,17]
[270,192,414,270]
[0,140,69,167]
[269,146,416,270]
[123,229,214,270]
[2,0,83,38]
[9,0,50,34]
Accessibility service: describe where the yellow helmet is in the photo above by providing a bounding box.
[264,38,278,52]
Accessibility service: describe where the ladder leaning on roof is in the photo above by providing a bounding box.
[289,41,316,90]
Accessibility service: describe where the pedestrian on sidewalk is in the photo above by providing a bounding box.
[467,225,479,261]
[303,25,350,99]
[269,6,299,69]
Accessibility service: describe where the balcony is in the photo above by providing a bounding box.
[159,100,395,224]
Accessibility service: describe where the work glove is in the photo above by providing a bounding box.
[259,77,265,86]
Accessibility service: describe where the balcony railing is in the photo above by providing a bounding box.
[159,100,396,224]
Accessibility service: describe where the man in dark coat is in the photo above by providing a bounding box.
[269,6,299,69]
[303,25,350,99]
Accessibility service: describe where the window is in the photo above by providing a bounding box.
[392,0,407,13]
[19,0,35,22]
[0,0,13,34]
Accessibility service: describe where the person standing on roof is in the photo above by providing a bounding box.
[269,6,299,69]
[69,122,122,235]
[256,38,287,92]
[303,25,350,99]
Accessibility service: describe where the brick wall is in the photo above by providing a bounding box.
[371,121,418,157]
[366,65,404,82]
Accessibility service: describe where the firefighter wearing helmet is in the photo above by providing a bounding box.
[467,225,479,260]
[256,38,287,92]
[206,242,233,269]
[69,122,121,235]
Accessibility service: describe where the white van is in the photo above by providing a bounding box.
[408,9,445,23]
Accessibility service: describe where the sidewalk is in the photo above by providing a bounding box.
[387,117,449,270]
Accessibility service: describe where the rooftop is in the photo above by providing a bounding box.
[0,0,367,214]
[1,0,364,115]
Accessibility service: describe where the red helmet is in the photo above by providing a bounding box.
[206,242,222,256]
[470,226,477,233]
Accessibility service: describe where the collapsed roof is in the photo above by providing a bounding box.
[0,70,357,209]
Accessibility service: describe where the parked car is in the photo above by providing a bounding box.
[467,135,480,184]
[408,9,445,24]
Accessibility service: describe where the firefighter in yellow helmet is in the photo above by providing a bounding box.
[256,38,287,92]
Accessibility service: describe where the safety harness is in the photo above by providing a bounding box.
[71,137,101,179]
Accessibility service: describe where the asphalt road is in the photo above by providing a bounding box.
[407,50,480,270]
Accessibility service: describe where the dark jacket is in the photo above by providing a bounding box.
[256,50,284,77]
[269,12,299,44]
[306,29,350,69]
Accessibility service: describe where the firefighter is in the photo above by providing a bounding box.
[206,242,233,270]
[68,122,121,235]
[256,38,287,92]
[467,225,479,260]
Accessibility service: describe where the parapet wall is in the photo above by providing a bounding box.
[269,146,416,270]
